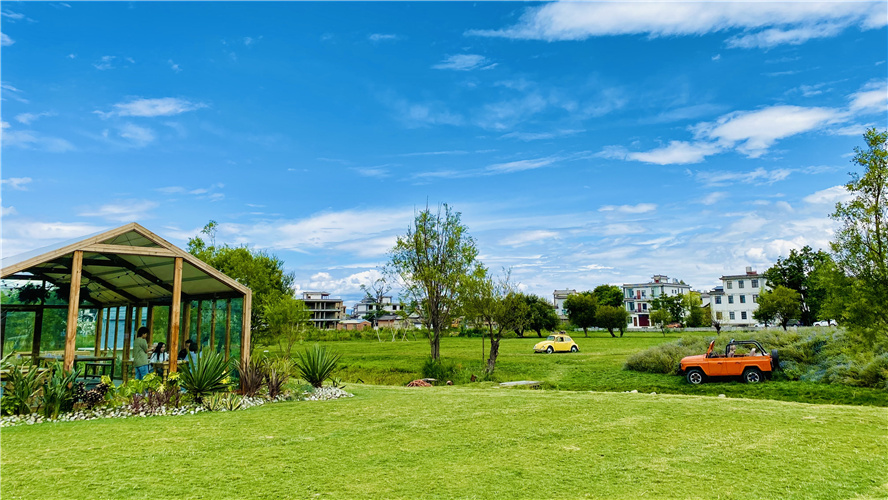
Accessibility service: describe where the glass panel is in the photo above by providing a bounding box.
[3,311,35,353]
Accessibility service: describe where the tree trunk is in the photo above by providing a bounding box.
[583,327,588,337]
[619,327,625,338]
[607,328,616,338]
[486,337,500,373]
[515,328,524,338]
[430,331,441,360]
[536,329,543,338]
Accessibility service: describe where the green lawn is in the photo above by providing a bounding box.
[3,385,886,499]
[305,333,888,406]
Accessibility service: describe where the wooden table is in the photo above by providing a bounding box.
[37,355,115,378]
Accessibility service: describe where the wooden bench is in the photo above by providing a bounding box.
[499,380,542,389]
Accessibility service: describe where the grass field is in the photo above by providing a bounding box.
[309,332,888,407]
[2,385,886,499]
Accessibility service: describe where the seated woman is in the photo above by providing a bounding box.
[177,339,193,361]
[149,342,169,377]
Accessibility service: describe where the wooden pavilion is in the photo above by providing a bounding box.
[0,223,251,377]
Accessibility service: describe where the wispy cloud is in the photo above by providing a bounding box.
[79,200,159,222]
[696,167,793,187]
[468,2,886,48]
[369,33,399,42]
[15,111,55,125]
[0,32,13,47]
[627,141,722,165]
[486,157,558,174]
[848,80,888,113]
[2,130,75,152]
[117,123,155,147]
[1,177,32,190]
[168,59,181,72]
[500,129,583,141]
[500,230,559,247]
[380,92,463,128]
[701,192,728,205]
[599,203,657,214]
[156,183,225,201]
[803,185,852,205]
[433,54,495,71]
[97,97,206,118]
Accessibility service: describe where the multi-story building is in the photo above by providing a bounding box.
[622,275,692,327]
[301,291,344,329]
[710,267,767,326]
[353,295,402,318]
[553,289,577,322]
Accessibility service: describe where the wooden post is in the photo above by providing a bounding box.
[93,308,104,356]
[224,299,232,360]
[169,258,183,373]
[122,305,133,382]
[63,251,84,372]
[241,292,252,366]
[112,307,120,359]
[135,306,143,335]
[210,299,217,353]
[31,307,44,364]
[182,301,191,350]
[195,300,203,352]
[146,305,155,345]
[0,309,6,359]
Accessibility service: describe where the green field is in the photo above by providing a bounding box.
[2,385,886,499]
[311,332,888,407]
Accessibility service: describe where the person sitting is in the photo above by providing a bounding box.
[177,339,193,361]
[727,345,737,358]
[748,347,758,356]
[187,341,200,364]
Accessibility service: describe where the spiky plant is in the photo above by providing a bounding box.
[179,351,231,403]
[294,345,341,388]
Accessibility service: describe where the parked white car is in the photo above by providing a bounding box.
[813,319,838,327]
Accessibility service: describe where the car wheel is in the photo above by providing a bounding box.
[770,349,780,371]
[686,368,705,385]
[546,346,554,354]
[742,367,763,384]
[570,345,578,352]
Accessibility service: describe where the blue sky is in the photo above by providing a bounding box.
[2,1,886,308]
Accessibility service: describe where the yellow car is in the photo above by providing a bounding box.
[533,333,579,353]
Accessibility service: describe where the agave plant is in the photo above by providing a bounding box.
[236,355,268,397]
[41,362,79,419]
[179,351,231,403]
[1,364,47,415]
[295,345,341,388]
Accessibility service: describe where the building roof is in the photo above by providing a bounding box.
[1,222,250,306]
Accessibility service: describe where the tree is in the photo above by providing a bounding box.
[592,284,623,308]
[564,292,597,337]
[263,294,310,357]
[682,292,706,327]
[829,127,888,341]
[359,277,392,329]
[650,294,684,326]
[763,245,833,325]
[520,294,560,338]
[188,221,295,351]
[754,286,802,331]
[462,267,527,373]
[595,305,630,337]
[388,204,478,361]
[649,308,672,334]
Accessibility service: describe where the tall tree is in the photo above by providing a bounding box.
[520,294,560,338]
[763,245,833,325]
[650,294,684,326]
[682,292,706,327]
[595,305,630,337]
[830,127,888,340]
[188,221,295,351]
[463,267,527,373]
[754,286,802,331]
[388,204,478,361]
[263,294,310,357]
[592,284,623,308]
[564,292,597,337]
[359,277,392,329]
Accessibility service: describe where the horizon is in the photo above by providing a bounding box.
[2,1,886,307]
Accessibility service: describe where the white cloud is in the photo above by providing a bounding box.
[2,130,75,152]
[848,80,888,113]
[168,60,181,72]
[599,203,657,214]
[93,55,118,70]
[0,32,13,46]
[803,185,852,205]
[469,2,886,47]
[118,123,155,147]
[79,200,159,222]
[701,192,728,206]
[627,141,721,165]
[433,54,494,71]
[15,111,54,125]
[693,105,840,157]
[1,10,25,20]
[369,33,399,42]
[486,157,557,174]
[382,94,463,128]
[98,97,206,118]
[500,230,559,247]
[500,129,583,141]
[1,177,32,190]
[696,167,793,187]
[1,206,17,216]
[352,166,390,178]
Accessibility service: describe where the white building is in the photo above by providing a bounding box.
[301,291,344,329]
[353,295,402,318]
[553,289,577,322]
[622,275,692,327]
[710,267,767,327]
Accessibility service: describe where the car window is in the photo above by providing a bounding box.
[564,336,572,342]
[546,336,555,341]
[556,337,563,342]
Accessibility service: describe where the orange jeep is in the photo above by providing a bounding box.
[679,339,778,385]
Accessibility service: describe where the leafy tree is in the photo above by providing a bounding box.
[754,286,802,331]
[462,267,527,373]
[359,277,392,329]
[763,245,833,325]
[650,294,684,326]
[592,284,623,308]
[388,204,478,360]
[563,292,597,337]
[263,294,310,357]
[649,308,672,335]
[595,305,630,337]
[188,221,296,351]
[682,292,706,327]
[829,127,888,342]
[520,294,560,338]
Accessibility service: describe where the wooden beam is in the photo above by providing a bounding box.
[81,243,177,258]
[225,299,231,361]
[210,299,217,353]
[63,251,83,372]
[25,268,105,308]
[169,257,182,374]
[79,268,142,303]
[93,308,104,356]
[241,291,252,366]
[182,301,191,349]
[112,307,120,357]
[100,254,176,294]
[146,305,155,345]
[122,305,133,383]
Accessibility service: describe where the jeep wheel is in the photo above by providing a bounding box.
[742,367,763,384]
[546,346,554,354]
[570,345,578,352]
[686,368,706,385]
[770,349,780,371]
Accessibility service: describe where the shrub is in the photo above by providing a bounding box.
[41,363,79,419]
[202,392,244,411]
[265,357,293,399]
[1,364,47,415]
[237,355,268,397]
[179,351,231,402]
[421,357,457,381]
[295,345,341,388]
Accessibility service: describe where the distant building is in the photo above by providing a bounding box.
[622,275,691,327]
[301,291,344,329]
[337,318,371,331]
[353,295,402,318]
[553,289,577,322]
[710,267,767,327]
